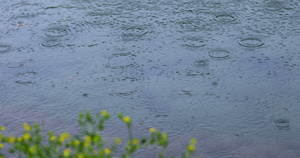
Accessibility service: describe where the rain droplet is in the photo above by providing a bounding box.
[209,50,230,59]
[239,38,264,47]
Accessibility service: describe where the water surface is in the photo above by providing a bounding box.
[1,0,300,157]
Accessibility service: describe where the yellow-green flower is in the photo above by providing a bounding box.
[23,123,31,131]
[17,137,22,142]
[149,128,156,133]
[84,142,89,147]
[101,110,109,117]
[190,138,197,145]
[78,153,85,158]
[114,137,121,145]
[23,133,30,140]
[0,126,5,131]
[104,148,110,155]
[50,136,56,141]
[187,145,195,152]
[61,132,70,139]
[162,133,168,140]
[0,143,3,148]
[29,147,35,154]
[73,139,80,146]
[59,137,65,143]
[7,136,15,144]
[85,135,91,142]
[64,148,71,157]
[133,138,139,145]
[123,116,131,123]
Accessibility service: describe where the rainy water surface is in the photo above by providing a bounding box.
[1,0,300,157]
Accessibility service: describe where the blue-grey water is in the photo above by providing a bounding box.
[1,0,300,157]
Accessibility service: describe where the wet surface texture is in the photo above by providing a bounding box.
[1,0,300,157]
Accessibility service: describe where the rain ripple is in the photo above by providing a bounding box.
[214,14,236,23]
[42,38,62,47]
[274,118,290,130]
[121,25,149,41]
[42,24,71,47]
[265,1,284,11]
[182,36,207,48]
[0,44,11,54]
[15,71,38,86]
[209,49,230,59]
[239,38,264,47]
[9,1,43,20]
[44,25,70,37]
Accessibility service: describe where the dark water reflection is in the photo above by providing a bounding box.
[1,0,300,157]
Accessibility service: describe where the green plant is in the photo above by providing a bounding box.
[0,111,201,158]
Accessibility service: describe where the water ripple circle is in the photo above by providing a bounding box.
[44,25,70,37]
[122,26,148,40]
[0,45,11,53]
[265,1,284,11]
[239,38,264,47]
[209,49,230,59]
[42,39,61,47]
[184,37,207,48]
[214,14,236,22]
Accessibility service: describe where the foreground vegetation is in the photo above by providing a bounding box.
[0,111,201,158]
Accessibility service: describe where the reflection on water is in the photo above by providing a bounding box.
[1,0,300,157]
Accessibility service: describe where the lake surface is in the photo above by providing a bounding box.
[1,0,300,157]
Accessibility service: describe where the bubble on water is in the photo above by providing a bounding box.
[239,38,264,47]
[214,14,236,22]
[209,49,230,59]
[0,44,11,53]
[44,25,70,37]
